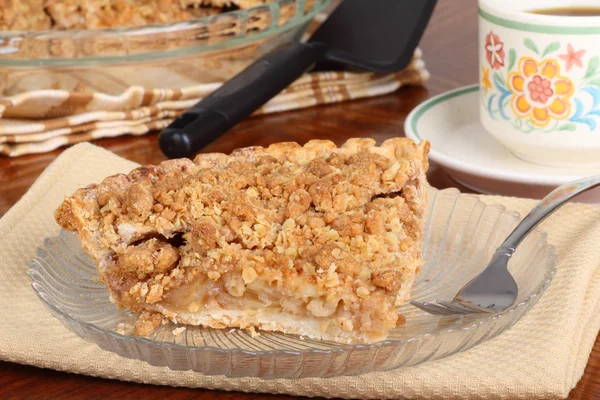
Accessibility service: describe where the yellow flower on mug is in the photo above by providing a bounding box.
[507,57,575,127]
[481,66,492,94]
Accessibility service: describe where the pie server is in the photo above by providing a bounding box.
[159,0,437,159]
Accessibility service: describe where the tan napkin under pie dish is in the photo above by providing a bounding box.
[1,143,599,399]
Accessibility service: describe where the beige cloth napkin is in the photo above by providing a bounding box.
[1,143,600,399]
[0,55,427,157]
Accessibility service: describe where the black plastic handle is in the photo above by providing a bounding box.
[159,41,328,159]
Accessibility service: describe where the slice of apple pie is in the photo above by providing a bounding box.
[55,137,429,343]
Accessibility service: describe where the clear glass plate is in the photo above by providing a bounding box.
[29,189,556,378]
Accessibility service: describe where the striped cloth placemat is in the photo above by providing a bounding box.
[0,54,428,157]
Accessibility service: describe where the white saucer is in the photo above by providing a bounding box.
[405,85,600,202]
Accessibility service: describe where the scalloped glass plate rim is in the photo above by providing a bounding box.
[29,188,557,358]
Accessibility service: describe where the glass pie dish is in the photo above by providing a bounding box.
[29,188,556,378]
[0,0,331,98]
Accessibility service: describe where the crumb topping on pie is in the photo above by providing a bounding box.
[0,0,271,31]
[56,137,430,343]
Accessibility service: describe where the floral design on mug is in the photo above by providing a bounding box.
[481,66,492,94]
[485,31,505,69]
[507,57,574,127]
[558,44,585,72]
[481,37,600,132]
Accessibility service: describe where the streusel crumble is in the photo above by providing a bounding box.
[56,138,430,343]
[1,0,271,31]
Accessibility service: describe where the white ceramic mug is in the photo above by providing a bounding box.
[479,0,600,167]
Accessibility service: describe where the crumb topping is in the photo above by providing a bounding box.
[1,0,269,31]
[134,311,164,336]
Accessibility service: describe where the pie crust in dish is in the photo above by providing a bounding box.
[55,137,430,343]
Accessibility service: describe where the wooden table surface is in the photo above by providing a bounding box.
[1,0,599,398]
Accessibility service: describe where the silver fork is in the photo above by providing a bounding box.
[411,175,600,316]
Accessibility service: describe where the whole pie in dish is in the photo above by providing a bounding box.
[1,0,272,31]
[55,137,430,343]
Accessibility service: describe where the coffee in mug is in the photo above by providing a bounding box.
[529,7,600,17]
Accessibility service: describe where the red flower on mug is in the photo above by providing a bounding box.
[558,44,585,72]
[507,57,574,127]
[485,31,505,70]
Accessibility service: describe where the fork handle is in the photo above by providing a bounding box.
[500,175,600,252]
